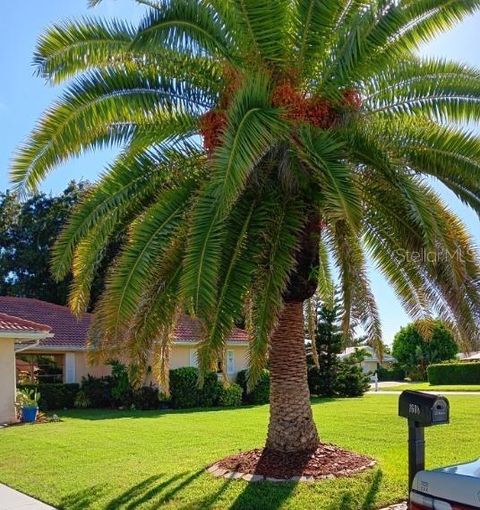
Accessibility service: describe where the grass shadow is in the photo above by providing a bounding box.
[361,469,383,510]
[229,480,298,510]
[59,470,204,510]
[54,397,343,422]
[323,469,384,510]
[59,485,107,509]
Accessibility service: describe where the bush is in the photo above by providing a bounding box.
[169,367,222,409]
[308,367,329,397]
[217,383,243,407]
[334,359,370,397]
[109,360,133,407]
[428,362,480,385]
[236,369,270,405]
[17,383,79,410]
[132,385,160,410]
[377,365,405,382]
[80,375,113,408]
[74,390,91,409]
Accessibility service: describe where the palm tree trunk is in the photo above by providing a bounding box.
[265,300,320,452]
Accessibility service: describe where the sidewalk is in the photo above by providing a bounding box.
[0,484,55,510]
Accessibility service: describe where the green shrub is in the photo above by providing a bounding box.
[428,362,480,385]
[17,383,79,410]
[308,366,332,397]
[169,367,222,409]
[80,375,113,408]
[217,383,243,407]
[236,369,270,405]
[109,360,133,407]
[74,390,91,409]
[334,359,370,397]
[132,385,160,410]
[377,365,405,382]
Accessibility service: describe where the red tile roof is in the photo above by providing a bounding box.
[175,314,248,343]
[0,297,248,349]
[0,297,89,348]
[0,311,51,334]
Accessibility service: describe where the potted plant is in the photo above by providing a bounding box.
[16,389,41,423]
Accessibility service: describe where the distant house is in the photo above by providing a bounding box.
[0,297,249,386]
[338,346,396,374]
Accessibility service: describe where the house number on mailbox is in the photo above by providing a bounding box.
[409,403,421,415]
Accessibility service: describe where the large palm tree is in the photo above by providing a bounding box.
[12,0,480,454]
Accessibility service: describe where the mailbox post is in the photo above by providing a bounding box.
[398,391,450,498]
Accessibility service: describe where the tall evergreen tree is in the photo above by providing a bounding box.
[308,301,343,397]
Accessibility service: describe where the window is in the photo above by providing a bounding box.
[16,354,64,384]
[189,348,198,368]
[226,350,235,375]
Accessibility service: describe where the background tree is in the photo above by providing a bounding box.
[0,182,86,305]
[11,1,480,459]
[0,181,117,307]
[392,321,458,380]
[308,300,343,397]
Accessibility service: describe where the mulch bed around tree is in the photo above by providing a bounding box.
[209,443,376,482]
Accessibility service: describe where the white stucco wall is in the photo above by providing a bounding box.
[361,360,378,375]
[0,338,16,424]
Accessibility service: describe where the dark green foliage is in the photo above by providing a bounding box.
[108,360,133,407]
[392,321,458,380]
[169,367,221,409]
[0,183,86,305]
[80,375,113,408]
[217,383,243,407]
[428,362,480,385]
[17,383,79,411]
[132,385,160,410]
[236,369,270,405]
[335,356,371,397]
[377,365,405,382]
[308,302,343,397]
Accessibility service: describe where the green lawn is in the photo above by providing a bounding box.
[379,382,480,392]
[1,395,479,510]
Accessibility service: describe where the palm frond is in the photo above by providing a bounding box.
[11,67,203,192]
[133,1,234,60]
[231,0,289,64]
[98,183,194,337]
[295,127,361,229]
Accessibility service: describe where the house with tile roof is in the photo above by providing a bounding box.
[0,297,249,386]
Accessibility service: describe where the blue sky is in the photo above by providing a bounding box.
[1,2,479,344]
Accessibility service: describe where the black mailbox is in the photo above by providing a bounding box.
[398,391,449,426]
[398,391,450,501]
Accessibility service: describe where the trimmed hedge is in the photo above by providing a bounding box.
[236,369,270,405]
[169,367,222,409]
[428,362,480,385]
[80,375,113,408]
[377,365,405,382]
[17,383,79,410]
[217,383,243,407]
[132,385,161,410]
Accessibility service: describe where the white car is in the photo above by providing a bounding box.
[410,458,480,509]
